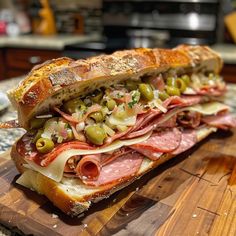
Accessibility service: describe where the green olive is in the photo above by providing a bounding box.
[181,75,190,85]
[36,138,54,153]
[106,99,116,111]
[166,77,177,87]
[33,129,43,143]
[166,86,180,96]
[89,111,104,123]
[158,91,170,101]
[91,90,104,103]
[139,83,154,101]
[30,118,46,130]
[85,125,106,145]
[126,81,138,91]
[63,98,86,114]
[176,78,187,93]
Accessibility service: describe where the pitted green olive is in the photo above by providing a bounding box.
[30,118,46,129]
[181,75,190,85]
[85,125,106,145]
[91,90,104,103]
[89,111,104,123]
[63,98,86,114]
[166,86,180,96]
[158,91,170,101]
[139,83,154,101]
[166,77,177,87]
[106,99,116,111]
[36,138,54,153]
[176,78,187,93]
[126,81,138,91]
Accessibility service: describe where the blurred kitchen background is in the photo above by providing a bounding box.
[0,0,236,81]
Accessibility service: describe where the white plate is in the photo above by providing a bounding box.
[0,92,10,113]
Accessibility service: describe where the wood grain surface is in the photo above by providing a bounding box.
[0,129,236,236]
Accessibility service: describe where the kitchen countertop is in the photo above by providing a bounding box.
[0,34,100,50]
[0,76,236,235]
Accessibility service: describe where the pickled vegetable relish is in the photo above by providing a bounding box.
[29,72,223,152]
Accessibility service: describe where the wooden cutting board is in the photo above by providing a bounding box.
[0,129,236,236]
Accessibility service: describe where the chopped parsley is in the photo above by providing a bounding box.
[128,90,140,108]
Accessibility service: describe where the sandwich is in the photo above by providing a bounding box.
[4,45,236,216]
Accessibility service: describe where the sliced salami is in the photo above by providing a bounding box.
[202,113,236,130]
[130,147,162,160]
[83,152,143,187]
[171,129,197,155]
[131,128,182,153]
[163,95,202,109]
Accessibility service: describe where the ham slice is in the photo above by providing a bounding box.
[83,152,143,186]
[39,141,94,166]
[202,113,236,130]
[196,84,226,97]
[163,95,202,109]
[124,108,179,139]
[177,111,201,128]
[171,129,197,155]
[150,75,165,91]
[131,128,182,153]
[53,107,79,124]
[75,154,101,180]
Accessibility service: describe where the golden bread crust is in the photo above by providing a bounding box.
[7,45,222,128]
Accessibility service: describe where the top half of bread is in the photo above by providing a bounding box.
[7,45,223,129]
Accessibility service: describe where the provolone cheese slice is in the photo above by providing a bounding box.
[24,132,152,182]
[188,102,229,115]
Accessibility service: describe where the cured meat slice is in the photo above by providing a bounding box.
[130,147,162,160]
[163,95,202,109]
[150,75,165,91]
[177,111,201,128]
[16,133,94,167]
[101,148,133,166]
[83,152,143,186]
[75,154,101,180]
[125,112,177,139]
[202,113,236,130]
[171,129,197,155]
[124,124,154,139]
[131,128,182,153]
[196,84,226,97]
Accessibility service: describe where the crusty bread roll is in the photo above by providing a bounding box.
[7,45,222,129]
[13,126,216,216]
[9,45,225,216]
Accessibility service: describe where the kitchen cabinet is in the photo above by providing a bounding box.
[4,48,62,79]
[0,49,5,80]
[221,64,236,83]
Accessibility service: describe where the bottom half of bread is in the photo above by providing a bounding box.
[11,126,216,216]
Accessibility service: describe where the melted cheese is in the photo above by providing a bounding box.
[24,132,152,182]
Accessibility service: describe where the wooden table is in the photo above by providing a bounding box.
[0,128,235,236]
